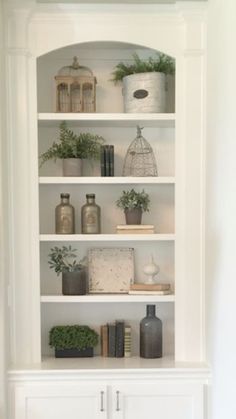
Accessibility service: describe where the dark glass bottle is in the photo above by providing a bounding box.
[55,193,75,234]
[81,194,101,234]
[140,304,162,358]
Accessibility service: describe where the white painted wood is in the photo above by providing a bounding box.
[40,234,175,242]
[8,362,210,418]
[174,12,206,362]
[39,176,175,184]
[40,294,175,303]
[4,0,207,371]
[8,357,210,376]
[14,384,107,419]
[38,1,177,4]
[12,379,205,419]
[111,381,203,419]
[0,1,8,416]
[5,46,41,362]
[38,112,175,127]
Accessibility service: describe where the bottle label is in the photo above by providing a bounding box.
[56,207,74,234]
[86,213,97,225]
[82,208,100,234]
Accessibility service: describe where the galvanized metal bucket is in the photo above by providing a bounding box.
[122,72,166,113]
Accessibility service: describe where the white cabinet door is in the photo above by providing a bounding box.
[112,381,204,419]
[14,384,107,419]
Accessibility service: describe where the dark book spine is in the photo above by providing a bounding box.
[100,146,106,176]
[104,145,110,177]
[115,321,124,357]
[108,323,116,357]
[109,145,114,176]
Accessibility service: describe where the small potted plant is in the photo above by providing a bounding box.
[40,121,105,176]
[116,188,150,225]
[49,325,99,358]
[48,245,87,295]
[111,52,175,113]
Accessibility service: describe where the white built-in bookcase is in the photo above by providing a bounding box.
[38,43,175,359]
[6,3,206,367]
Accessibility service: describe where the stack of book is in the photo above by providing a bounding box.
[100,321,131,358]
[116,224,155,234]
[100,145,114,176]
[128,283,172,295]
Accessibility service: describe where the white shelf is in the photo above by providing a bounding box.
[40,234,175,242]
[38,113,175,128]
[40,294,175,303]
[39,176,175,185]
[8,357,210,375]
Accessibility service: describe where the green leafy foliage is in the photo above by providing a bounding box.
[40,121,105,166]
[48,245,85,276]
[111,53,175,83]
[49,325,99,350]
[116,188,150,212]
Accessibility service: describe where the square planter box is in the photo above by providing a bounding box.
[55,347,94,358]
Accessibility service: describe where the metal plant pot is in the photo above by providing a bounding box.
[122,72,166,113]
[62,158,83,176]
[124,208,142,225]
[62,270,87,295]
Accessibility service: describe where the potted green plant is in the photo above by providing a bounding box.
[111,53,175,113]
[48,245,87,295]
[49,325,99,358]
[39,121,105,176]
[116,188,150,225]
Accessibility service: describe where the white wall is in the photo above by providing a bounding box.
[206,1,236,418]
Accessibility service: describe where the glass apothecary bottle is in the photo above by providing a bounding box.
[55,193,75,234]
[81,193,101,234]
[140,304,162,358]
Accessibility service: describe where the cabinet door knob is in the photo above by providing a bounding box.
[116,390,121,411]
[100,390,105,412]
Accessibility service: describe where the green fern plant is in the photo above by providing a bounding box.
[111,53,175,83]
[40,121,105,166]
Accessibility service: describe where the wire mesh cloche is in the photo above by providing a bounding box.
[55,56,97,113]
[122,126,158,176]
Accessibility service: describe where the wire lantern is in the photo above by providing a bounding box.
[122,126,158,176]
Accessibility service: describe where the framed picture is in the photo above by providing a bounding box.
[88,247,134,293]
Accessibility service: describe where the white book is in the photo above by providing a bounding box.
[116,224,155,230]
[128,290,172,295]
[124,325,131,358]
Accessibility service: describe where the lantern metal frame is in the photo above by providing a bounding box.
[122,126,158,177]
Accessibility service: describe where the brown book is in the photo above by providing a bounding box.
[100,325,108,357]
[130,283,171,291]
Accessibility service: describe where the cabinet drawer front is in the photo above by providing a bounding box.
[112,382,204,419]
[14,384,108,419]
